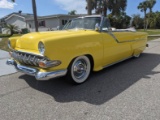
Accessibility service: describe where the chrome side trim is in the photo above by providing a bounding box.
[103,56,132,69]
[105,32,145,43]
[6,59,67,80]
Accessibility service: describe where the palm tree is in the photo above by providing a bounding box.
[11,0,38,32]
[4,24,19,36]
[147,0,156,13]
[87,0,92,15]
[146,0,156,29]
[138,1,148,30]
[86,0,98,15]
[89,0,127,16]
[108,0,127,16]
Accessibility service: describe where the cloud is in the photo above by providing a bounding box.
[0,0,17,9]
[54,0,87,14]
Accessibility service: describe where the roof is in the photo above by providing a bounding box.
[0,12,34,20]
[26,14,85,21]
[0,12,87,21]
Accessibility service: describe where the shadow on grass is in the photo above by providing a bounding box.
[19,53,160,105]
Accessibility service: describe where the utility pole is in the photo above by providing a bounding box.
[32,0,38,32]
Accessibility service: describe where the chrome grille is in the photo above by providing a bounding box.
[11,51,48,67]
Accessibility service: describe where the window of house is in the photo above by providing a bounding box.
[29,24,31,28]
[62,20,68,25]
[39,20,45,27]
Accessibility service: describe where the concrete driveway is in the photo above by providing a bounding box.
[0,39,160,120]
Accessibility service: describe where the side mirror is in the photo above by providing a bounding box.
[95,23,100,31]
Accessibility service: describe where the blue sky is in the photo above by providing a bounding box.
[0,0,160,18]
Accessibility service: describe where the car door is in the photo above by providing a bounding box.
[101,18,132,67]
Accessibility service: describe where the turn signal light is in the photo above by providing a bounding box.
[38,60,61,68]
[39,61,46,68]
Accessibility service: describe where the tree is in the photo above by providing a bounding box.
[4,24,19,36]
[108,0,127,16]
[11,0,38,32]
[86,0,97,15]
[108,12,131,29]
[148,12,157,28]
[148,11,160,28]
[68,10,76,15]
[137,1,148,30]
[147,0,156,13]
[142,0,156,29]
[87,0,92,15]
[132,14,144,29]
[87,0,127,16]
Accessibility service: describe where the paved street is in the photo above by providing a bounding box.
[0,39,160,120]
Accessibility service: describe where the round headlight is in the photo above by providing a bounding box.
[38,42,45,55]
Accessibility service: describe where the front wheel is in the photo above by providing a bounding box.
[66,56,91,84]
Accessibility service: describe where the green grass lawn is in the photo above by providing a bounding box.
[0,34,22,38]
[0,34,22,51]
[137,29,160,35]
[0,34,10,38]
[0,37,10,51]
[137,29,160,41]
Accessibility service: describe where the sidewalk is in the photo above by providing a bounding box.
[148,34,160,37]
[0,50,17,76]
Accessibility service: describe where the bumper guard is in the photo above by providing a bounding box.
[6,59,67,80]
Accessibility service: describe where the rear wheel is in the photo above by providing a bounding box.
[66,56,91,84]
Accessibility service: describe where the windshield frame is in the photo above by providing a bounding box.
[62,16,103,31]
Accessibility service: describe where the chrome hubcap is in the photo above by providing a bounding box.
[73,59,87,79]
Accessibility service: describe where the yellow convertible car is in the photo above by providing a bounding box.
[7,15,148,84]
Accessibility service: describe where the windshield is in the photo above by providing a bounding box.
[63,17,101,30]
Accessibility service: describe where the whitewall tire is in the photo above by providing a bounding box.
[67,56,91,84]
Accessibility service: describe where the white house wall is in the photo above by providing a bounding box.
[27,18,60,32]
[45,18,59,29]
[6,16,26,29]
[26,15,80,32]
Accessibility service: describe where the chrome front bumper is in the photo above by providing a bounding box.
[6,59,67,80]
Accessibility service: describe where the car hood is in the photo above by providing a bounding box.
[15,30,96,51]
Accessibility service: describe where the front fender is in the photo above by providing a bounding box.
[42,32,104,71]
[9,37,21,49]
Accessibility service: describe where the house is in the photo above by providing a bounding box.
[0,12,34,34]
[0,12,82,33]
[26,14,81,32]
